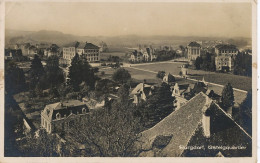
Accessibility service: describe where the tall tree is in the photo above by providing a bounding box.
[67,54,82,91]
[237,90,252,135]
[234,52,252,77]
[45,55,64,88]
[67,54,96,91]
[137,82,174,128]
[29,55,45,89]
[117,84,130,104]
[5,60,26,94]
[194,56,203,70]
[221,83,235,110]
[112,68,131,84]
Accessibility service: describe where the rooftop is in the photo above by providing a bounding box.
[139,92,251,157]
[215,44,237,50]
[188,42,201,47]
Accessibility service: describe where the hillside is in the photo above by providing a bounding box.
[5,29,251,49]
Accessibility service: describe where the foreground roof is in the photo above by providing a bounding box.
[138,92,251,157]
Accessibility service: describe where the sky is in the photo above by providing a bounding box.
[5,2,252,38]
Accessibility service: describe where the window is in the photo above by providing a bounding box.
[82,108,86,114]
[56,113,61,119]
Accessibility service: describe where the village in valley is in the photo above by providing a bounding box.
[5,37,252,157]
[4,2,253,158]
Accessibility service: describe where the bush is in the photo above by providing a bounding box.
[156,71,166,79]
[112,68,131,84]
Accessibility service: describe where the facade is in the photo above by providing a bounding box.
[130,50,143,62]
[130,47,156,62]
[215,44,238,71]
[44,44,60,57]
[163,73,175,84]
[41,100,89,134]
[187,41,201,61]
[171,79,208,109]
[63,41,100,65]
[130,82,156,104]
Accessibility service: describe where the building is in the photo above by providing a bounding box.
[171,83,194,109]
[130,50,143,62]
[41,100,89,134]
[138,92,252,157]
[187,41,201,61]
[44,44,60,57]
[130,82,156,104]
[63,41,100,65]
[130,47,156,62]
[163,73,175,84]
[215,44,238,71]
[171,79,208,109]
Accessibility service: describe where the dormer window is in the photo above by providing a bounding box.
[82,108,86,114]
[56,113,61,119]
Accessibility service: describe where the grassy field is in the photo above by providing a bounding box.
[100,66,247,107]
[132,62,252,91]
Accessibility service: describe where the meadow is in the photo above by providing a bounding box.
[133,62,252,91]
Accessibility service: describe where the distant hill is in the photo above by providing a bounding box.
[5,29,251,49]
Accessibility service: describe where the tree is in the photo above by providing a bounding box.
[19,129,59,156]
[156,71,166,79]
[237,90,252,135]
[112,68,131,84]
[117,84,130,104]
[221,83,234,110]
[66,101,141,156]
[29,55,45,89]
[67,54,96,91]
[194,56,203,70]
[5,60,26,94]
[234,52,252,77]
[45,55,65,88]
[179,45,185,56]
[136,82,174,128]
[95,79,114,97]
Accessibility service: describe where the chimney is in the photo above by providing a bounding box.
[202,96,212,138]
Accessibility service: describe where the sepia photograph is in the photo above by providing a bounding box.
[0,0,257,162]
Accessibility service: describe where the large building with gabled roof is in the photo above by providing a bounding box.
[138,92,251,157]
[62,41,100,65]
[41,100,89,134]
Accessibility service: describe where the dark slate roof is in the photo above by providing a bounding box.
[182,102,252,157]
[215,44,237,50]
[41,100,88,122]
[84,42,100,49]
[138,92,251,157]
[77,42,85,49]
[188,42,201,47]
[64,41,80,48]
[139,92,207,156]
